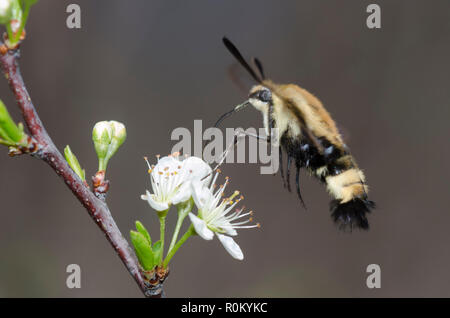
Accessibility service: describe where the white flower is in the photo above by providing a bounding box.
[188,172,259,260]
[141,153,212,211]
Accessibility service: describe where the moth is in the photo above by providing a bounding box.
[214,37,375,230]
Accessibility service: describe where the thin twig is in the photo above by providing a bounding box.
[0,46,163,297]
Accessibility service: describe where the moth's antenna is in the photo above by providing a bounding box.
[223,37,262,83]
[252,57,265,80]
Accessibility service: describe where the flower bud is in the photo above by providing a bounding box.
[92,120,126,171]
[0,0,14,24]
[107,120,127,160]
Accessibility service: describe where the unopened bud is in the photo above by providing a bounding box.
[0,0,14,24]
[92,120,126,171]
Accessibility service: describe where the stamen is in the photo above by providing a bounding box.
[228,191,239,201]
[143,157,152,169]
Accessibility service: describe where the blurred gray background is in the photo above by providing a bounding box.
[0,0,449,297]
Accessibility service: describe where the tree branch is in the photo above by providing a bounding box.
[0,47,163,297]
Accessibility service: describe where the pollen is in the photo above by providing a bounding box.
[158,171,163,175]
[217,169,221,173]
[163,166,169,171]
[148,169,152,174]
[172,151,180,157]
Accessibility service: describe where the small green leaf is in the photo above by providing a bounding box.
[152,240,163,264]
[0,99,25,144]
[135,221,151,246]
[64,145,85,181]
[23,0,38,6]
[130,231,155,271]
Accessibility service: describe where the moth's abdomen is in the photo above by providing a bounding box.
[324,165,375,230]
[280,131,375,230]
[318,141,375,230]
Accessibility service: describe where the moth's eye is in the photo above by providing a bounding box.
[258,90,272,102]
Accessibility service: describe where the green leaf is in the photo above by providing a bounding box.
[135,221,151,246]
[23,0,38,6]
[130,231,155,271]
[0,99,25,144]
[152,240,163,264]
[64,145,86,181]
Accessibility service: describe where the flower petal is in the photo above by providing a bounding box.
[151,156,181,178]
[171,182,192,205]
[142,190,169,211]
[223,227,238,236]
[182,156,212,184]
[191,180,212,210]
[216,233,244,260]
[189,213,214,240]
